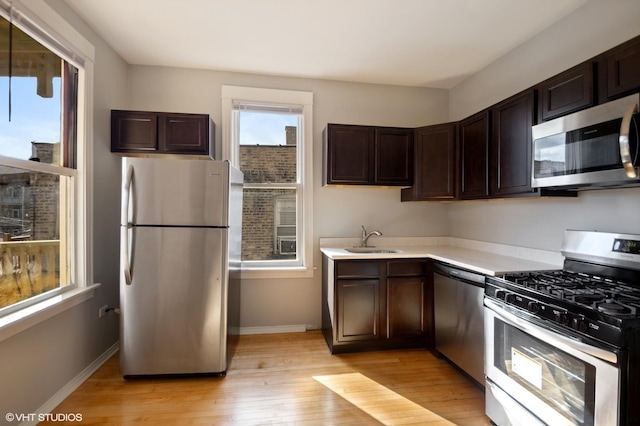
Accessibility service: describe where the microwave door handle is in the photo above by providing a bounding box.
[619,103,638,178]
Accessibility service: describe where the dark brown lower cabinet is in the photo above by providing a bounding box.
[337,279,380,342]
[322,256,432,354]
[388,276,425,339]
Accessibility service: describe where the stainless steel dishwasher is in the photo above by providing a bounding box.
[433,261,485,385]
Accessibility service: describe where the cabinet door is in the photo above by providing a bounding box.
[405,123,457,200]
[539,61,594,121]
[159,113,211,155]
[324,124,374,185]
[459,111,489,199]
[603,35,640,101]
[387,277,425,339]
[337,279,380,342]
[374,127,413,185]
[490,90,535,197]
[111,110,158,152]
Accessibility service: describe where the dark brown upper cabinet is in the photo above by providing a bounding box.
[111,110,157,152]
[490,90,536,197]
[326,36,640,200]
[601,35,640,101]
[401,123,457,201]
[323,124,413,186]
[459,111,490,199]
[111,110,212,157]
[538,61,594,122]
[323,124,372,185]
[374,127,414,185]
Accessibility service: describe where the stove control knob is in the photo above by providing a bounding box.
[505,293,515,304]
[495,290,506,300]
[554,311,567,325]
[572,317,588,332]
[527,301,540,314]
[579,321,588,333]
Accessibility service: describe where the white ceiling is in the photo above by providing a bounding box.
[64,0,588,89]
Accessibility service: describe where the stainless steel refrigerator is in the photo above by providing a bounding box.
[119,157,243,377]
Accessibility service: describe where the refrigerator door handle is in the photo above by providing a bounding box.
[122,164,134,285]
[122,164,134,225]
[123,227,133,285]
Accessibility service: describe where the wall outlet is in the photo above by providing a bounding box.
[98,305,109,318]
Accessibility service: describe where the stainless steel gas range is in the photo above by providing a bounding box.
[484,230,640,426]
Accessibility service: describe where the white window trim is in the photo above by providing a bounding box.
[221,85,314,279]
[0,0,97,341]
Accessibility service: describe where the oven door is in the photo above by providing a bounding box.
[484,299,620,426]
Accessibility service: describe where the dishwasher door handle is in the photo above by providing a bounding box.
[434,263,486,287]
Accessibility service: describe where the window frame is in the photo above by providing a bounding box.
[221,85,314,278]
[0,0,96,341]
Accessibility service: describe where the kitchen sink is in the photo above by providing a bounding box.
[345,247,400,254]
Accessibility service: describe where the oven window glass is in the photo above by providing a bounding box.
[533,118,622,178]
[494,318,596,425]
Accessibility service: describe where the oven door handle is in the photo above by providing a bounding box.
[485,298,618,364]
[619,102,638,178]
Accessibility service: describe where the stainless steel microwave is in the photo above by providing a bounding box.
[532,93,640,190]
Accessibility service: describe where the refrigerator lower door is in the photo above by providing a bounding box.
[120,226,229,376]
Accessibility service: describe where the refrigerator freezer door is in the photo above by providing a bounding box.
[122,157,230,227]
[120,226,229,375]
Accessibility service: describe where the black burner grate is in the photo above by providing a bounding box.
[503,270,640,318]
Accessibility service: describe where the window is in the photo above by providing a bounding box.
[0,1,93,330]
[221,86,313,277]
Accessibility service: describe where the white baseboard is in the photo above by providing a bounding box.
[239,324,307,335]
[23,342,119,426]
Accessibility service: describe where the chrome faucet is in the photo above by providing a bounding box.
[361,225,382,247]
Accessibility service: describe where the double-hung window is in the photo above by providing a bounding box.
[221,86,313,278]
[0,1,93,333]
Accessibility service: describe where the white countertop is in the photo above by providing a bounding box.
[320,237,563,276]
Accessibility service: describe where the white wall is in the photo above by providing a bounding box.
[128,67,451,329]
[448,188,640,251]
[449,0,640,121]
[447,0,640,252]
[0,0,126,419]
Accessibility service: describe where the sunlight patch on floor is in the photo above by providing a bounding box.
[313,372,456,425]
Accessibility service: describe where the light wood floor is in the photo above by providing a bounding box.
[43,331,490,425]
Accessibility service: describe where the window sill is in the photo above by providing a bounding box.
[240,266,315,280]
[0,284,100,343]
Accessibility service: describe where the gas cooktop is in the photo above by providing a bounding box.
[485,230,640,348]
[501,269,640,318]
[485,273,640,348]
